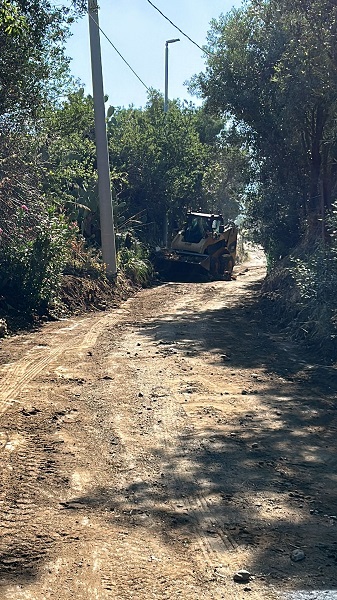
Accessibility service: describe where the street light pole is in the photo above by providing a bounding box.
[164,38,180,113]
[88,0,117,277]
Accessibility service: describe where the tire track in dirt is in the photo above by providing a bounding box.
[1,254,283,599]
[93,537,212,600]
[0,309,149,596]
[0,314,113,591]
[109,306,242,598]
[0,316,108,415]
[0,348,62,414]
[153,359,241,595]
[116,263,275,599]
[84,311,231,599]
[152,313,234,559]
[0,432,59,582]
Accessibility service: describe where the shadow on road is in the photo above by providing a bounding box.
[60,275,337,593]
[2,273,336,596]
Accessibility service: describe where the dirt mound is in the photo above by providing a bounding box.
[60,273,138,315]
[0,272,140,335]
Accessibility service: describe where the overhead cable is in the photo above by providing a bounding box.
[88,12,150,91]
[146,0,213,57]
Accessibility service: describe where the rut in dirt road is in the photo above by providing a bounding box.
[0,254,337,600]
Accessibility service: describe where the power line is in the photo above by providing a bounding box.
[146,0,213,57]
[88,11,150,91]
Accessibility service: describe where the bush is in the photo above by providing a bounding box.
[0,205,76,313]
[117,239,153,287]
[64,236,107,279]
[262,206,337,358]
[289,244,337,348]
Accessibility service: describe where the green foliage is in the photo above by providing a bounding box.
[0,206,76,313]
[261,204,337,355]
[244,182,303,268]
[36,87,249,256]
[203,126,252,221]
[288,231,337,352]
[0,0,27,35]
[107,92,206,243]
[0,112,81,315]
[0,2,117,319]
[64,236,108,279]
[117,245,153,287]
[39,90,131,244]
[190,0,337,352]
[291,204,337,299]
[107,91,248,244]
[193,0,337,259]
[0,1,251,320]
[40,90,98,213]
[0,0,75,121]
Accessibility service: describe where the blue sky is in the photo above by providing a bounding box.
[65,0,243,109]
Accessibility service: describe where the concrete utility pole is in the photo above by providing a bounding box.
[164,38,180,113]
[88,0,117,277]
[163,38,180,246]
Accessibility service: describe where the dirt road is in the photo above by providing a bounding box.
[1,252,337,600]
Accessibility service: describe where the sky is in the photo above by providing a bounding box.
[65,0,243,110]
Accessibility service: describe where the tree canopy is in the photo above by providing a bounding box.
[106,91,249,243]
[0,0,74,122]
[192,0,337,259]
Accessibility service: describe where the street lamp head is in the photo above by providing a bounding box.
[164,38,180,113]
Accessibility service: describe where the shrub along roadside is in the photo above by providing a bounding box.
[117,243,153,288]
[0,215,154,332]
[261,239,337,361]
[0,206,76,315]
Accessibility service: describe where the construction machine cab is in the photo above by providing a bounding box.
[182,213,224,244]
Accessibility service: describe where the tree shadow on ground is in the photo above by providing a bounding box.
[64,276,337,593]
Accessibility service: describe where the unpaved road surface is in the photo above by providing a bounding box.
[1,252,337,600]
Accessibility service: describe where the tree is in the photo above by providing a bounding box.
[107,91,251,244]
[192,0,337,258]
[0,0,27,35]
[202,126,252,221]
[0,1,81,314]
[39,90,97,216]
[0,0,74,121]
[107,92,211,243]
